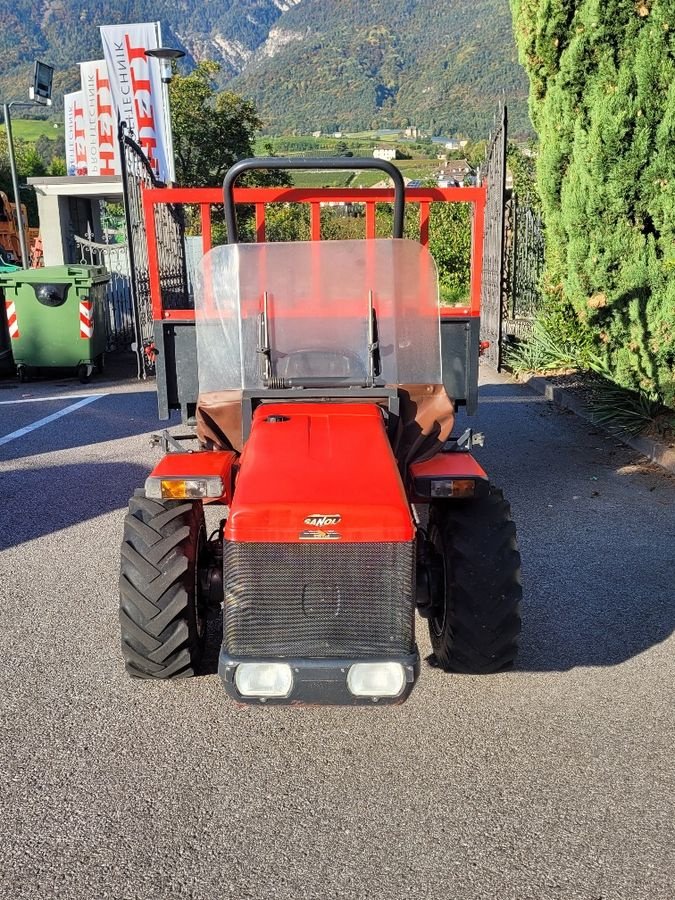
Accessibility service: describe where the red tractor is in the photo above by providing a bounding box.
[119,159,521,704]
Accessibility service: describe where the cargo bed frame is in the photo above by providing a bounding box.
[141,182,486,422]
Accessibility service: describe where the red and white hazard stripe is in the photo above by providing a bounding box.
[5,300,20,339]
[79,300,94,339]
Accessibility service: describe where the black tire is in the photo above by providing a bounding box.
[17,365,28,383]
[427,486,522,674]
[119,491,207,678]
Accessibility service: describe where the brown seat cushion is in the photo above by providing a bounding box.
[196,384,455,467]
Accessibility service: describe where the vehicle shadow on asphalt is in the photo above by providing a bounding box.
[0,390,160,462]
[473,379,675,672]
[515,543,675,671]
[0,462,151,550]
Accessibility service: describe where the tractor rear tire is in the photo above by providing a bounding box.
[119,491,207,679]
[428,486,521,674]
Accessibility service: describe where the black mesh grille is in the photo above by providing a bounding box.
[223,541,415,658]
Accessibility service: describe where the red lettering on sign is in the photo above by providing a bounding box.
[96,69,110,90]
[98,149,117,176]
[97,119,113,142]
[125,33,160,175]
[124,35,147,64]
[96,95,113,118]
[74,103,87,169]
[95,66,117,172]
[140,137,158,169]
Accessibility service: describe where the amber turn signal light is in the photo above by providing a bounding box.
[430,478,476,498]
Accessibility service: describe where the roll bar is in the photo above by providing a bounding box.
[223,157,406,243]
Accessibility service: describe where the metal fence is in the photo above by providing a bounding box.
[480,106,545,366]
[480,105,508,370]
[73,231,134,351]
[504,197,545,342]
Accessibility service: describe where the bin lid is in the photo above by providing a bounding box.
[0,264,109,286]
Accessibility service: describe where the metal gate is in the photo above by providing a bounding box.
[503,196,544,342]
[119,124,189,378]
[480,105,508,370]
[73,231,134,351]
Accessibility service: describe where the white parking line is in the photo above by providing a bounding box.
[0,395,106,446]
[0,394,106,405]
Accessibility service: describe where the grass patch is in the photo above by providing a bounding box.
[0,118,59,141]
[343,130,399,142]
[291,171,353,188]
[352,171,387,187]
[289,161,438,189]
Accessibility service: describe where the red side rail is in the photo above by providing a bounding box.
[142,184,486,323]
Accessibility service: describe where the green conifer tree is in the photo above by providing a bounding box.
[511,0,675,404]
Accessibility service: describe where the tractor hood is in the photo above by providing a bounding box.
[224,402,414,544]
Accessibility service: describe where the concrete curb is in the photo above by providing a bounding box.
[521,375,675,476]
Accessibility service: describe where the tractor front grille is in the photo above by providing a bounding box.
[223,541,415,658]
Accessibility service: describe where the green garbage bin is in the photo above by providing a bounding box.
[0,256,20,373]
[0,264,110,383]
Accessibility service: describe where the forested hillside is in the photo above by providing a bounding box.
[0,0,286,101]
[0,0,529,137]
[231,0,529,135]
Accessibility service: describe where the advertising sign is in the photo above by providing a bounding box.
[80,60,120,177]
[100,22,172,182]
[64,91,89,176]
[64,91,79,175]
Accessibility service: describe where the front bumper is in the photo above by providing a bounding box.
[219,648,420,706]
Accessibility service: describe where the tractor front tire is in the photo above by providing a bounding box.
[119,491,207,679]
[428,486,521,674]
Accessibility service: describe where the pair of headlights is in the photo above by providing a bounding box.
[234,661,406,700]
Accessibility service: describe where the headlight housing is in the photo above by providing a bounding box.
[234,662,293,698]
[347,662,406,698]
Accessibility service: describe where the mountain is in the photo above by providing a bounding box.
[232,0,530,136]
[0,0,530,138]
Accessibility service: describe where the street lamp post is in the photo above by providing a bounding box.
[2,61,54,268]
[2,101,30,268]
[145,46,185,185]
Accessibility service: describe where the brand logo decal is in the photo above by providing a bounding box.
[299,529,342,541]
[304,514,342,528]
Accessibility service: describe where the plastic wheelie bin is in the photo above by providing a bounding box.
[0,264,109,383]
[0,254,19,373]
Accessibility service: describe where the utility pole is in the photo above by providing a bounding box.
[145,35,185,185]
[2,62,54,268]
[3,101,30,268]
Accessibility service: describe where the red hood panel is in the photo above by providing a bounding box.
[225,402,414,543]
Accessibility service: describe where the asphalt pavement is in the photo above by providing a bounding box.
[0,365,674,900]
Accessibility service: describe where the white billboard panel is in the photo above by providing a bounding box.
[100,22,173,182]
[80,60,121,176]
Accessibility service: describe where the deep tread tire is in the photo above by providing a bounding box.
[428,486,522,674]
[119,492,207,679]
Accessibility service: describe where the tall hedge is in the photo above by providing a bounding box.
[511,0,675,404]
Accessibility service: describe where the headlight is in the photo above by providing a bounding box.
[234,663,293,698]
[145,476,223,500]
[347,662,406,698]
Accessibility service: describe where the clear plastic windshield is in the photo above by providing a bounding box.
[195,239,442,394]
